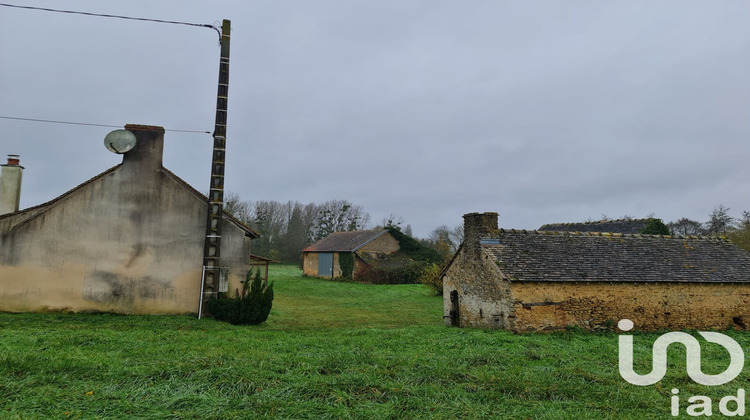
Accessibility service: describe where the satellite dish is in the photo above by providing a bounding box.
[104,129,137,154]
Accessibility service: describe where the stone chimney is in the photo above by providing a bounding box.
[121,124,165,174]
[0,155,24,215]
[463,212,499,257]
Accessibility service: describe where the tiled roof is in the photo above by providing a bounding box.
[302,230,388,252]
[482,229,750,283]
[538,219,649,234]
[249,254,280,263]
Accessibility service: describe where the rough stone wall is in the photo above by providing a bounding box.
[332,252,342,278]
[358,233,399,257]
[510,281,750,332]
[442,247,513,328]
[0,127,252,314]
[301,252,340,278]
[302,252,319,277]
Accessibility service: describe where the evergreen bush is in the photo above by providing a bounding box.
[640,218,670,235]
[206,268,274,325]
[386,228,442,264]
[339,252,355,278]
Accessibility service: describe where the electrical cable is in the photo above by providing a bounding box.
[0,3,219,135]
[0,3,221,39]
[0,116,210,134]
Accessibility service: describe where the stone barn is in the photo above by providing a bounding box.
[0,124,259,314]
[302,230,399,279]
[442,212,750,331]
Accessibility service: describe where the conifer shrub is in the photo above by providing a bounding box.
[206,268,274,325]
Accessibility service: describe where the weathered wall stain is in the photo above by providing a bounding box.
[0,126,255,314]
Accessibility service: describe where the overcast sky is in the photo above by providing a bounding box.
[1,1,749,238]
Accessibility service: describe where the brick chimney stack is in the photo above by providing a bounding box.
[0,155,24,215]
[463,212,499,257]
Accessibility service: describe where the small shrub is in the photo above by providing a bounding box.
[418,263,443,295]
[206,268,274,325]
[355,261,428,285]
[640,218,670,235]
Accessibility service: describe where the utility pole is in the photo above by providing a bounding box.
[200,19,230,317]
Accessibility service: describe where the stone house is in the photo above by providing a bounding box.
[442,212,750,331]
[302,230,399,279]
[0,124,259,314]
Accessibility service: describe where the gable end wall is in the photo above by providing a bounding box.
[357,233,399,255]
[0,165,251,314]
[442,246,513,328]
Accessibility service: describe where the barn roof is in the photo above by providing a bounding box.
[302,230,388,252]
[538,219,649,234]
[481,229,750,283]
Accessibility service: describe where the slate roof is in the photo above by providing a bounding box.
[302,230,388,252]
[0,164,260,238]
[538,219,649,234]
[481,229,750,283]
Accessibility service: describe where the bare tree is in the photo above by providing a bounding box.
[740,211,750,228]
[378,213,406,230]
[668,218,704,236]
[428,224,464,253]
[706,204,735,235]
[223,191,252,225]
[218,194,373,258]
[309,200,371,241]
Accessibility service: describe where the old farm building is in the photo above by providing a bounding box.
[302,230,399,279]
[442,212,750,331]
[0,125,259,314]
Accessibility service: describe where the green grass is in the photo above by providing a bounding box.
[1,265,748,419]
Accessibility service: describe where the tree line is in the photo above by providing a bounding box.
[223,193,465,264]
[666,204,750,251]
[225,191,750,264]
[224,194,370,264]
[599,204,750,251]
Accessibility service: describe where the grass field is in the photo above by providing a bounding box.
[1,265,748,419]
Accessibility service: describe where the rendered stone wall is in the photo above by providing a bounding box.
[0,127,252,314]
[0,160,22,215]
[509,281,750,332]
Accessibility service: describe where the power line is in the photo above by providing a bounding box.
[0,3,221,39]
[0,116,210,134]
